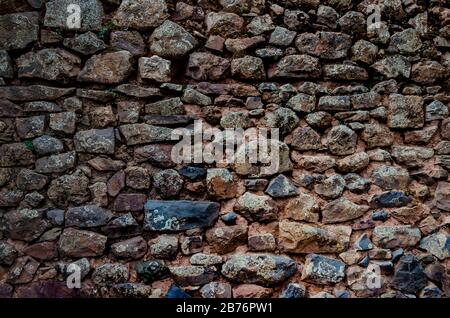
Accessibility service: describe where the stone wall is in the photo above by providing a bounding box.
[0,0,449,298]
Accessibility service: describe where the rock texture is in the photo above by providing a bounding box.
[0,0,449,299]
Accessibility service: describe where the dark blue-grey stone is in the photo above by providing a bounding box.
[372,209,389,221]
[46,209,65,226]
[354,233,373,251]
[136,260,169,283]
[221,212,238,225]
[143,200,220,232]
[265,174,298,198]
[65,205,114,228]
[421,285,442,298]
[392,248,404,263]
[370,191,412,208]
[179,166,206,180]
[358,256,369,267]
[166,284,190,298]
[391,254,427,294]
[279,283,305,298]
[336,290,350,298]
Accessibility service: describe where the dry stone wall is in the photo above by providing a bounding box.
[0,0,450,298]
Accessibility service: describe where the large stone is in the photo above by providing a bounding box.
[0,242,17,266]
[435,182,450,212]
[47,170,90,206]
[295,32,352,60]
[265,174,298,198]
[284,193,319,222]
[74,128,115,154]
[387,94,424,129]
[16,169,48,191]
[314,175,345,199]
[265,107,299,135]
[412,60,445,85]
[138,56,171,82]
[290,127,321,151]
[221,254,297,286]
[336,152,370,173]
[328,125,357,155]
[205,12,244,37]
[419,233,449,260]
[231,56,265,80]
[323,64,368,81]
[44,0,103,31]
[206,225,247,254]
[389,29,422,54]
[78,51,133,84]
[278,221,351,253]
[58,228,107,257]
[391,145,434,167]
[143,200,220,232]
[149,20,198,59]
[113,193,147,212]
[152,169,183,198]
[391,254,427,294]
[372,165,410,190]
[113,0,168,29]
[111,236,148,260]
[185,52,230,81]
[301,254,345,284]
[372,55,411,79]
[234,192,278,223]
[318,96,351,112]
[426,101,449,122]
[0,143,35,167]
[322,198,369,224]
[370,191,412,208]
[170,266,217,286]
[15,116,45,139]
[0,12,39,50]
[373,226,421,248]
[35,152,76,174]
[4,209,49,242]
[361,122,394,148]
[0,85,74,101]
[92,263,129,287]
[119,124,172,145]
[63,32,106,55]
[206,168,237,199]
[66,205,113,228]
[268,54,321,79]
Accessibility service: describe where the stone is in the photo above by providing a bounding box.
[0,242,17,266]
[112,283,152,298]
[283,10,310,31]
[63,32,106,55]
[265,174,297,198]
[88,157,124,172]
[284,193,319,222]
[125,167,150,190]
[0,51,13,78]
[181,236,203,255]
[221,212,238,225]
[328,125,357,155]
[290,127,321,151]
[388,94,424,129]
[0,85,74,101]
[225,36,265,53]
[206,168,237,199]
[286,93,316,113]
[233,284,272,298]
[351,40,379,64]
[0,143,35,167]
[58,228,107,257]
[119,124,172,145]
[16,169,48,191]
[301,254,345,284]
[419,233,449,260]
[248,233,276,252]
[149,20,197,59]
[166,284,190,298]
[113,0,168,29]
[247,14,274,35]
[78,51,133,84]
[113,193,147,212]
[7,256,39,284]
[110,31,146,57]
[372,55,411,78]
[74,128,115,155]
[314,175,345,199]
[206,225,247,254]
[200,282,232,298]
[370,191,412,208]
[44,0,103,31]
[318,96,351,112]
[372,165,410,190]
[153,169,183,198]
[391,146,434,168]
[361,123,394,148]
[138,56,171,83]
[435,182,450,212]
[170,266,217,286]
[295,32,352,60]
[234,192,278,223]
[0,12,39,50]
[49,112,76,134]
[111,236,147,260]
[143,200,220,232]
[15,116,45,139]
[323,64,368,81]
[231,56,265,80]
[373,226,421,248]
[92,263,129,287]
[182,88,211,106]
[278,220,351,253]
[391,254,427,294]
[268,54,321,79]
[425,101,448,122]
[107,170,125,197]
[336,152,370,172]
[322,198,369,224]
[66,205,113,228]
[134,144,175,168]
[23,242,57,261]
[269,27,296,46]
[221,254,297,286]
[299,155,335,173]
[145,98,185,115]
[5,209,48,242]
[280,283,305,298]
[47,170,90,206]
[185,52,230,81]
[265,107,299,135]
[205,12,244,37]
[101,213,140,239]
[412,60,445,85]
[389,29,422,54]
[149,235,178,259]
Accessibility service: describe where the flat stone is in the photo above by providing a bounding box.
[372,165,410,190]
[119,124,172,145]
[372,55,411,78]
[323,64,368,81]
[206,168,237,199]
[234,192,278,223]
[63,32,106,55]
[44,0,103,31]
[231,56,265,80]
[435,182,450,212]
[322,197,369,224]
[185,52,230,81]
[0,85,74,101]
[206,225,247,254]
[205,11,244,37]
[284,193,319,222]
[391,145,434,167]
[114,193,147,212]
[111,236,148,260]
[113,0,168,29]
[370,191,412,208]
[295,32,351,60]
[336,152,370,172]
[318,96,351,112]
[412,60,445,85]
[15,116,45,139]
[35,151,76,174]
[66,205,113,228]
[49,112,76,134]
[110,31,146,57]
[268,54,321,79]
[221,254,297,286]
[170,266,217,286]
[92,263,129,287]
[0,12,39,50]
[301,254,345,284]
[78,51,132,84]
[74,128,115,154]
[373,226,421,248]
[58,228,107,257]
[139,56,171,82]
[143,200,220,231]
[278,220,351,253]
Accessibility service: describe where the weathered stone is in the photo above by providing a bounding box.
[180,236,203,255]
[435,182,450,212]
[351,40,379,64]
[221,254,296,286]
[143,200,219,231]
[372,165,410,190]
[269,27,296,46]
[44,0,103,31]
[0,242,17,266]
[170,266,217,286]
[283,9,310,31]
[49,112,76,134]
[391,254,427,294]
[145,98,185,115]
[301,254,345,284]
[225,36,265,53]
[149,20,197,59]
[113,0,168,29]
[389,29,422,54]
[182,88,211,106]
[419,233,449,260]
[112,283,152,298]
[110,31,146,57]
[295,32,352,60]
[186,52,230,81]
[34,150,74,172]
[0,85,74,101]
[278,220,351,253]
[78,51,133,84]
[134,144,174,168]
[206,168,237,199]
[0,12,39,50]
[101,213,140,239]
[328,125,357,155]
[58,228,106,257]
[63,32,106,55]
[5,209,48,241]
[247,14,274,35]
[16,169,48,191]
[0,189,23,207]
[136,260,169,283]
[412,60,445,85]
[231,56,265,80]
[291,127,321,151]
[425,101,448,122]
[372,55,411,79]
[200,282,232,298]
[361,122,394,148]
[92,263,129,287]
[322,198,369,224]
[388,94,424,129]
[391,146,434,168]
[336,152,370,173]
[111,236,147,260]
[66,205,113,228]
[205,12,244,37]
[265,107,299,135]
[323,64,368,81]
[138,56,171,83]
[314,175,345,199]
[47,170,89,206]
[284,193,319,222]
[114,193,147,212]
[233,284,272,298]
[370,191,412,208]
[286,93,316,113]
[152,169,183,198]
[206,225,247,254]
[125,167,150,190]
[268,54,321,79]
[0,50,13,78]
[149,235,178,259]
[7,256,39,284]
[119,124,172,145]
[373,226,421,248]
[15,116,45,139]
[235,192,278,223]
